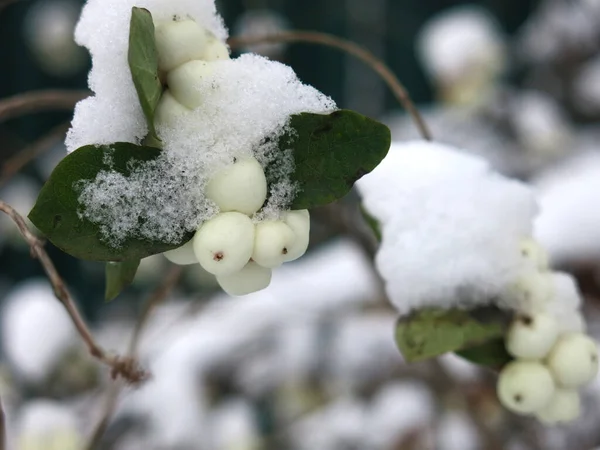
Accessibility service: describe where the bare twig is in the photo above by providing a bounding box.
[0,200,146,384]
[0,90,89,123]
[86,265,183,450]
[0,396,5,450]
[0,121,70,187]
[229,31,432,141]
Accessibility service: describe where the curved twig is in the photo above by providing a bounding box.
[0,121,70,187]
[229,31,432,141]
[0,200,146,384]
[0,90,89,123]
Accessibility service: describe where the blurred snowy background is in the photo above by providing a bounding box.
[1,0,600,449]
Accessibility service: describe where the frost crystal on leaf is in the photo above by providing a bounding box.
[357,140,538,315]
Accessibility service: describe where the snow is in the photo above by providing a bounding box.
[114,240,380,446]
[67,0,335,247]
[66,0,227,150]
[356,140,538,315]
[364,381,435,449]
[511,90,571,159]
[1,280,78,383]
[534,152,600,264]
[207,400,259,450]
[416,5,506,84]
[16,400,82,450]
[436,411,480,450]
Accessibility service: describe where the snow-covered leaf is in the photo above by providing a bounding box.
[28,142,193,261]
[394,307,509,363]
[105,259,140,301]
[128,7,162,141]
[283,110,391,209]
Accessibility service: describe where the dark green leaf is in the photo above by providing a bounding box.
[394,307,510,363]
[105,259,140,301]
[279,110,390,209]
[28,142,193,261]
[128,7,162,141]
[360,205,382,242]
[456,338,513,370]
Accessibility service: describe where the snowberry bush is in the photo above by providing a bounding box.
[358,141,598,424]
[23,0,598,428]
[28,0,390,298]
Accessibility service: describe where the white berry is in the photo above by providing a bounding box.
[282,209,310,262]
[154,90,191,129]
[506,312,559,359]
[154,19,209,73]
[163,239,197,265]
[167,60,216,109]
[497,361,555,414]
[201,34,230,61]
[252,220,296,268]
[216,261,272,296]
[536,389,581,424]
[193,212,254,276]
[511,272,554,312]
[205,157,267,215]
[519,238,549,271]
[546,332,599,388]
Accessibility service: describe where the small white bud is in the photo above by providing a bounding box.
[216,261,272,296]
[205,157,267,215]
[167,60,216,109]
[519,238,549,271]
[154,19,209,73]
[154,90,191,129]
[252,220,295,268]
[193,212,254,276]
[497,361,555,414]
[282,209,310,262]
[163,239,197,265]
[506,312,559,359]
[546,332,599,388]
[536,388,581,424]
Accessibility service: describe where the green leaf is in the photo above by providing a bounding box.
[280,110,390,209]
[394,307,510,363]
[360,205,382,242]
[28,142,193,261]
[456,338,513,369]
[128,7,162,141]
[105,259,140,301]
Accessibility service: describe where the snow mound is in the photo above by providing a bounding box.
[417,5,506,84]
[534,152,600,264]
[357,140,538,315]
[66,0,227,150]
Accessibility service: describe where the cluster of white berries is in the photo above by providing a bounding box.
[497,239,599,424]
[152,16,230,124]
[151,18,310,296]
[163,160,309,295]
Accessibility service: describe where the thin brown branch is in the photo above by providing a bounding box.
[0,395,5,450]
[0,90,89,123]
[0,200,146,384]
[86,265,183,450]
[0,121,70,187]
[229,31,432,141]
